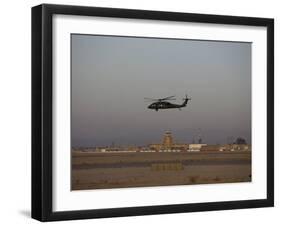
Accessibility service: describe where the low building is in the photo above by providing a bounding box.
[201,144,251,152]
[188,143,207,151]
[200,145,221,152]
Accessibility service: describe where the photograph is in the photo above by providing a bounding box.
[31,3,274,221]
[71,34,252,190]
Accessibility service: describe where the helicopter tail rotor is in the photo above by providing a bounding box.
[183,94,191,101]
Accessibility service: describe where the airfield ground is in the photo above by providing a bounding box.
[71,151,251,190]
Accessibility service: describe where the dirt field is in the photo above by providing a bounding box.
[71,151,251,190]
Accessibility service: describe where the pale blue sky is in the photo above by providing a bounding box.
[71,34,251,147]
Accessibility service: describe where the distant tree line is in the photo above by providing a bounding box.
[234,137,247,144]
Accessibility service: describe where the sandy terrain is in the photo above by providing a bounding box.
[71,151,251,190]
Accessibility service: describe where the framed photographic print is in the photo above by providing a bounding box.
[32,4,274,221]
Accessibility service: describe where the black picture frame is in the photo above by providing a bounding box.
[32,4,274,222]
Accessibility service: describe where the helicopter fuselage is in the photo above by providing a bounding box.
[148,99,189,111]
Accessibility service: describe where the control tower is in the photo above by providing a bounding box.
[149,131,189,151]
[162,131,173,148]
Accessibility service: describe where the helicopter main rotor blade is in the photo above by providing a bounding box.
[161,95,175,100]
[144,97,159,101]
[144,96,176,102]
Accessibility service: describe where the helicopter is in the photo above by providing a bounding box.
[145,95,191,111]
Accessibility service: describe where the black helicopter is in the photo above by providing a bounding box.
[145,95,191,111]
